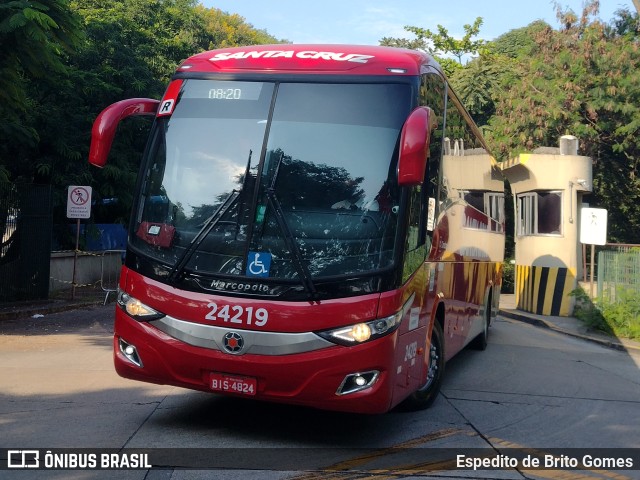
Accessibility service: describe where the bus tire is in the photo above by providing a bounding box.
[470,292,491,351]
[401,320,445,411]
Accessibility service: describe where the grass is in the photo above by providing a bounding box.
[571,287,640,340]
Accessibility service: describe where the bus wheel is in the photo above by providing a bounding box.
[470,293,491,351]
[401,320,445,410]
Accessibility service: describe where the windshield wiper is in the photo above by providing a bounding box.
[167,190,240,284]
[264,154,317,297]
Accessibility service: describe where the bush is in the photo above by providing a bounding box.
[600,288,640,340]
[501,259,515,294]
[570,287,640,340]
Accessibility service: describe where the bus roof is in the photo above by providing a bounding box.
[176,44,440,76]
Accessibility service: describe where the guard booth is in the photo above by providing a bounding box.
[500,136,592,316]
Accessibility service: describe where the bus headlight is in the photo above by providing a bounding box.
[117,289,164,321]
[317,311,403,346]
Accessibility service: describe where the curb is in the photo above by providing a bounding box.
[499,309,640,353]
[0,300,104,322]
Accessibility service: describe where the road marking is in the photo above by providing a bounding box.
[285,431,635,480]
[286,427,473,479]
[488,437,636,480]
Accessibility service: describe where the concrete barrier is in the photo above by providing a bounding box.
[50,250,124,293]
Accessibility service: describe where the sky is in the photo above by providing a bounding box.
[200,0,633,45]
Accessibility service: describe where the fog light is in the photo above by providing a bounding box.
[119,338,143,367]
[336,371,379,395]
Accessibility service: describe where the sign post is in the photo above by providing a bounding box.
[67,186,92,299]
[579,207,607,298]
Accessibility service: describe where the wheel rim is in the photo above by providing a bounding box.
[420,339,439,392]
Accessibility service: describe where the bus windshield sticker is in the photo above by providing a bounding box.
[157,79,183,117]
[246,251,271,277]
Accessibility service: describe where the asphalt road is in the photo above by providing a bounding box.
[0,304,639,479]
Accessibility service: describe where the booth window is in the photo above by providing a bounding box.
[462,190,505,233]
[517,191,562,236]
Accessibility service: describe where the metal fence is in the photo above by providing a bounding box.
[0,183,52,302]
[597,244,640,302]
[101,249,125,304]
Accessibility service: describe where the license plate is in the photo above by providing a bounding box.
[210,373,257,396]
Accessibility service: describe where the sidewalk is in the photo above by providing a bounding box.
[1,290,639,353]
[0,285,108,321]
[499,293,640,353]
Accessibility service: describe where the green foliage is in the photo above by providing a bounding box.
[0,0,283,242]
[449,20,554,131]
[380,2,640,242]
[0,0,83,175]
[3,0,640,253]
[378,35,427,51]
[452,20,550,128]
[0,165,10,183]
[570,287,612,334]
[380,17,484,77]
[600,288,640,340]
[404,17,485,64]
[198,6,288,48]
[449,57,501,127]
[501,260,515,294]
[382,2,640,245]
[489,20,549,58]
[485,1,640,243]
[570,287,640,340]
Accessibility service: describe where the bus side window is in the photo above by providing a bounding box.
[420,71,446,231]
[402,185,427,282]
[401,71,446,282]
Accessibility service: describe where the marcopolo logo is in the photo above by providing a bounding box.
[210,279,270,294]
[223,332,245,354]
[7,450,39,468]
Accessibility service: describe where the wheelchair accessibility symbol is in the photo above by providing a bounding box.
[246,251,271,277]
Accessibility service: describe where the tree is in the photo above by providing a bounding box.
[449,21,549,129]
[60,0,283,225]
[380,17,485,76]
[0,0,285,249]
[405,17,485,64]
[197,6,288,48]
[0,0,83,182]
[489,20,549,58]
[487,2,640,242]
[449,57,502,129]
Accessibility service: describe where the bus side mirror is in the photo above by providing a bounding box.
[89,98,159,167]
[397,107,434,186]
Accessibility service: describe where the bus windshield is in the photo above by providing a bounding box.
[131,79,411,284]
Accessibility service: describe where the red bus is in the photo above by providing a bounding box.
[90,45,505,414]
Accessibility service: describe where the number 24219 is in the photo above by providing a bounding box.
[205,303,268,326]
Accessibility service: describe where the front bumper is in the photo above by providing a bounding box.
[114,308,398,414]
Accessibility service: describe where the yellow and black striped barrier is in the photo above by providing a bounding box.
[515,265,576,316]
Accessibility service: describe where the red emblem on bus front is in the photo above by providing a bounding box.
[223,332,244,354]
